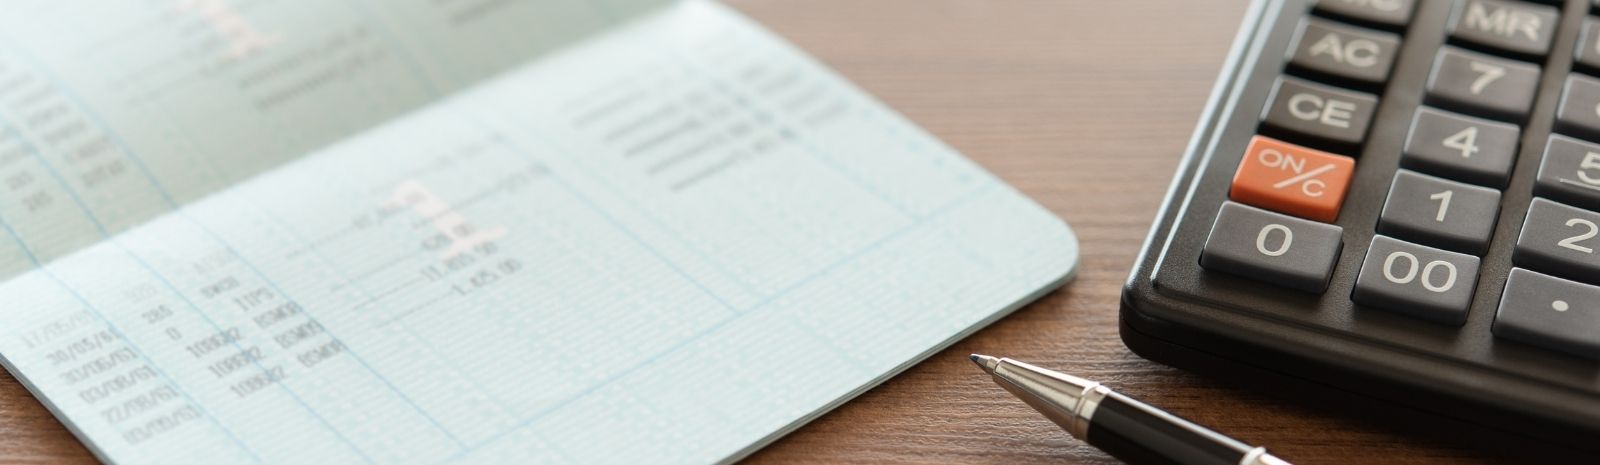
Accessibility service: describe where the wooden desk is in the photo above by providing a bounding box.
[0,1,1507,464]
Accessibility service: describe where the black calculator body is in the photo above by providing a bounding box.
[1121,0,1600,456]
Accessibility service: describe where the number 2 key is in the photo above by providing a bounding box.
[1515,198,1600,284]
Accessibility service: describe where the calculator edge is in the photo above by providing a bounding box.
[1120,0,1600,458]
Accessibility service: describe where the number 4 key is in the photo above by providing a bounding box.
[1404,107,1520,187]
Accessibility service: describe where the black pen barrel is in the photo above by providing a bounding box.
[1084,391,1257,465]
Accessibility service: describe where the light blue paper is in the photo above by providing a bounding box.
[0,2,1077,464]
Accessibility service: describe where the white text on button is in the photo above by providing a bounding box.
[1289,93,1356,128]
[1465,2,1541,41]
[1308,33,1380,68]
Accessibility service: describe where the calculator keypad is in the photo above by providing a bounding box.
[1194,0,1600,361]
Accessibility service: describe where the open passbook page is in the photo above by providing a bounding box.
[0,0,672,276]
[0,1,1078,464]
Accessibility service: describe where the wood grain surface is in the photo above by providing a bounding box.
[0,1,1513,464]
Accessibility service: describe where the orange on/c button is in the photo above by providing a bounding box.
[1230,135,1355,223]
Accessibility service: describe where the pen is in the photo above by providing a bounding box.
[970,354,1290,465]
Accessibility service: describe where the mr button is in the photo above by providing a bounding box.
[1262,76,1378,146]
[1230,135,1356,222]
[1449,0,1558,57]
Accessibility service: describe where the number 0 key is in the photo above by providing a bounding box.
[1202,201,1344,293]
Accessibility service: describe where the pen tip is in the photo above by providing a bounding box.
[968,354,1000,373]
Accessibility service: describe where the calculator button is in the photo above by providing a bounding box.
[1576,18,1600,72]
[1426,47,1541,121]
[1201,202,1344,293]
[1555,74,1600,141]
[1261,76,1378,146]
[1314,0,1416,28]
[1494,268,1600,359]
[1402,106,1521,187]
[1230,135,1356,222]
[1534,135,1600,212]
[1449,0,1559,57]
[1354,236,1480,325]
[1289,19,1401,84]
[1378,170,1502,255]
[1514,198,1600,283]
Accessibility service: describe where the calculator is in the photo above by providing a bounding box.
[1120,0,1600,455]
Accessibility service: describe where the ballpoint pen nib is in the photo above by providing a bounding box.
[969,354,1000,373]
